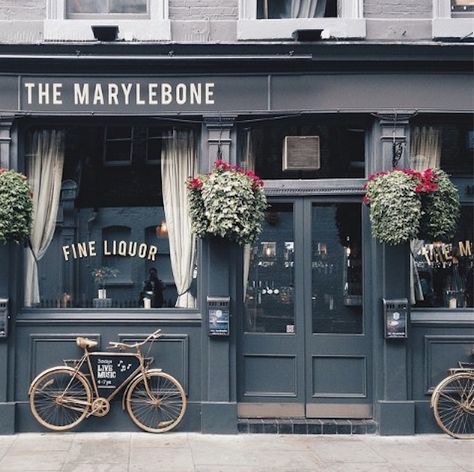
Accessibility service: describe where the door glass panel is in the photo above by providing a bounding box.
[244,203,295,333]
[312,203,363,334]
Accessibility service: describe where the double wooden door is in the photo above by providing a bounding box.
[238,198,372,418]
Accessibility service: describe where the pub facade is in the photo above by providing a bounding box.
[0,0,472,435]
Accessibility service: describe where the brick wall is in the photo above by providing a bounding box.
[0,0,45,21]
[169,0,238,20]
[364,0,433,19]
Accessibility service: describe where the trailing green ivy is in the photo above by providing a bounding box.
[363,168,460,245]
[419,169,460,242]
[187,160,267,246]
[0,168,33,244]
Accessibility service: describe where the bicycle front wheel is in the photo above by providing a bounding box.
[29,367,92,431]
[126,371,186,433]
[432,372,474,439]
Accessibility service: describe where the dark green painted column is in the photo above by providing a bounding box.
[0,118,16,433]
[373,113,415,435]
[200,117,238,433]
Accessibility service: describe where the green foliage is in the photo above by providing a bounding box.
[419,169,460,241]
[0,168,33,244]
[364,168,460,246]
[187,161,267,246]
[365,170,421,245]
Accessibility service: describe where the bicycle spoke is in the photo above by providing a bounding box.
[127,372,186,433]
[30,369,91,431]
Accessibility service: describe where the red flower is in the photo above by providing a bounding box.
[362,195,369,204]
[187,177,203,190]
[0,168,4,174]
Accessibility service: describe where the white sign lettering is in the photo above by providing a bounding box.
[25,81,215,106]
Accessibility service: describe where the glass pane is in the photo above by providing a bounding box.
[110,0,147,14]
[106,126,132,140]
[245,203,295,333]
[238,118,366,180]
[256,0,335,18]
[413,206,473,308]
[67,0,106,14]
[27,126,197,309]
[451,0,474,13]
[105,139,132,162]
[312,203,363,334]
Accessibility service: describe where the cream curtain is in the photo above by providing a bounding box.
[409,126,442,304]
[410,126,442,171]
[243,129,257,302]
[161,129,197,308]
[24,129,65,307]
[290,0,326,18]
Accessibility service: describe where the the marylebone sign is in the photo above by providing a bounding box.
[14,76,269,113]
[0,73,471,115]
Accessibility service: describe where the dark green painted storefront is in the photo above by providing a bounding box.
[0,43,472,435]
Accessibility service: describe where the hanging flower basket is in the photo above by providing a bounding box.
[363,168,459,245]
[187,160,267,246]
[0,168,33,244]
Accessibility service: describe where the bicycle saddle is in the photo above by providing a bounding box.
[76,337,98,349]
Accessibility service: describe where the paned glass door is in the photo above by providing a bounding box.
[238,199,371,419]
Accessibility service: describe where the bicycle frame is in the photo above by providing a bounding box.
[58,346,154,416]
[29,328,186,433]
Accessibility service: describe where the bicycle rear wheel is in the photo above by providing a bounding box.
[29,367,92,431]
[126,371,186,433]
[432,372,474,439]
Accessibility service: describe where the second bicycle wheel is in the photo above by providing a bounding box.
[432,372,474,439]
[126,370,187,433]
[29,367,92,431]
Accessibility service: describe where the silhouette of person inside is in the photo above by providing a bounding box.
[140,268,164,308]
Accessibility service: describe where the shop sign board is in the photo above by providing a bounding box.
[17,76,269,113]
[0,72,472,115]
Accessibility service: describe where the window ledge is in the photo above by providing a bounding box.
[237,18,366,41]
[432,18,474,39]
[411,309,474,324]
[44,19,171,41]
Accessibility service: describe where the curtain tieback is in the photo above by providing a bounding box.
[28,238,39,264]
[176,286,192,297]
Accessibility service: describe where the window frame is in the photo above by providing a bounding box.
[103,126,134,167]
[433,0,474,39]
[44,0,170,41]
[237,0,365,40]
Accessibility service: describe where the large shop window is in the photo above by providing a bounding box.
[410,121,474,309]
[24,126,197,310]
[237,116,366,180]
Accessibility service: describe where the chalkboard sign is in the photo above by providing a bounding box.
[90,354,140,393]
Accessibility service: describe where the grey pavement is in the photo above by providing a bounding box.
[0,433,472,472]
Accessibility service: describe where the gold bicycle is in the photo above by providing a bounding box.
[29,329,187,433]
[431,360,474,439]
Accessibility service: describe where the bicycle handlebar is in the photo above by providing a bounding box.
[108,329,161,350]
